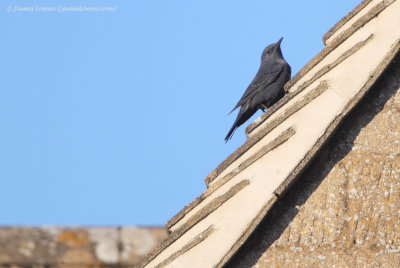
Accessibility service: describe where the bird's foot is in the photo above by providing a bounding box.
[261,104,268,112]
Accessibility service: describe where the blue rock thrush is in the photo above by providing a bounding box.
[225,37,291,142]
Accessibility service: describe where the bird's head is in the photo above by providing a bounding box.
[261,37,284,61]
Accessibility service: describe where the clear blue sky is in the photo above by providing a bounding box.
[0,0,361,226]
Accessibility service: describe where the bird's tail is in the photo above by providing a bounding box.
[225,103,256,142]
[225,106,249,142]
[224,124,237,142]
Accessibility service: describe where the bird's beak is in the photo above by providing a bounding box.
[276,37,283,47]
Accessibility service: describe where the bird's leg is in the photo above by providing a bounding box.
[261,104,268,112]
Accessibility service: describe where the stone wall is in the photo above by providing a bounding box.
[226,55,400,267]
[0,226,167,268]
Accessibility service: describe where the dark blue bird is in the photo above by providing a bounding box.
[225,37,291,142]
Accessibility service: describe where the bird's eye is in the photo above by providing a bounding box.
[267,50,272,54]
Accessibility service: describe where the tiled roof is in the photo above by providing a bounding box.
[139,1,400,267]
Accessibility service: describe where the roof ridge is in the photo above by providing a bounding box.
[323,0,374,44]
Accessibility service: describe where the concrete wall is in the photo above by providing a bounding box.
[0,226,167,268]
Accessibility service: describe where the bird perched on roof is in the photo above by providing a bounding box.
[225,37,291,142]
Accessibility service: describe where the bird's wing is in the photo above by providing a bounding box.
[230,65,283,113]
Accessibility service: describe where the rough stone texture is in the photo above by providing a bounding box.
[0,226,167,267]
[225,55,400,267]
[284,0,394,93]
[323,0,373,44]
